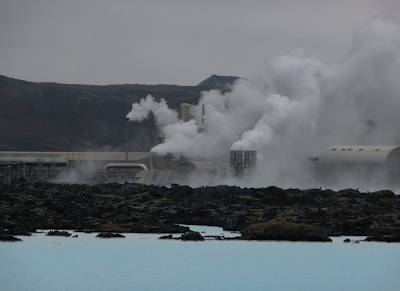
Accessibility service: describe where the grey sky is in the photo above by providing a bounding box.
[1,0,399,86]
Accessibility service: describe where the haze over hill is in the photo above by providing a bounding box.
[0,74,238,151]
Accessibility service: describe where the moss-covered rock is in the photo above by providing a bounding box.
[241,221,332,242]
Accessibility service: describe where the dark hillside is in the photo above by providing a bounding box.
[0,75,232,151]
[197,74,241,88]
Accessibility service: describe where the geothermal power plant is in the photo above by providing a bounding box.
[1,103,400,187]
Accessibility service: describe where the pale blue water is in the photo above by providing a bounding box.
[1,226,400,291]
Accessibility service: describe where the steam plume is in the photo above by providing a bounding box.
[127,16,400,190]
[126,95,179,125]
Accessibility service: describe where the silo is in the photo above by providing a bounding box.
[244,151,251,168]
[180,103,190,122]
[236,150,243,170]
[250,151,257,167]
[231,150,257,174]
[230,150,243,171]
[230,150,236,170]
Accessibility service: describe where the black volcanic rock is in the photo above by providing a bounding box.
[0,235,22,242]
[46,230,71,237]
[158,234,173,239]
[96,232,125,238]
[0,182,399,237]
[364,232,400,243]
[180,232,205,241]
[10,227,32,236]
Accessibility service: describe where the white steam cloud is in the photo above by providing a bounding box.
[126,16,400,190]
[126,95,179,125]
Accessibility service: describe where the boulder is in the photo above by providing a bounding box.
[46,230,71,237]
[158,234,173,240]
[96,232,125,238]
[180,232,205,241]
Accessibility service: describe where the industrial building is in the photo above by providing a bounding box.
[0,150,218,185]
[230,150,257,175]
[317,145,400,185]
[0,151,151,183]
[2,145,399,186]
[0,102,220,185]
[3,97,399,186]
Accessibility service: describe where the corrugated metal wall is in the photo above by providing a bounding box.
[318,146,400,180]
[319,146,400,166]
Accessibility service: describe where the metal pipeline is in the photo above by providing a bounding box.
[103,163,148,180]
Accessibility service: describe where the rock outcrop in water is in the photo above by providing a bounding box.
[180,231,205,241]
[46,230,72,237]
[364,233,400,242]
[1,181,399,238]
[241,221,332,242]
[0,235,22,242]
[96,232,125,238]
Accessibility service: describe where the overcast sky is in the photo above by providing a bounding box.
[1,0,399,86]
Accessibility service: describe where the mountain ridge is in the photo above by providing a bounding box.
[0,74,239,151]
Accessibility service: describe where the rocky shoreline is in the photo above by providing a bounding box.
[1,181,400,241]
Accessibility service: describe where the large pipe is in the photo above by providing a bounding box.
[103,163,148,180]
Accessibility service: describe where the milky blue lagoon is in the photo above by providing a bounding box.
[1,226,399,291]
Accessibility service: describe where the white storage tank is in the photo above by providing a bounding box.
[230,150,257,174]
